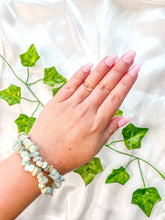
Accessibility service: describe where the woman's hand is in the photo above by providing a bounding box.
[29,50,139,175]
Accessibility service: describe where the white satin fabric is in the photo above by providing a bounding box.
[0,0,165,219]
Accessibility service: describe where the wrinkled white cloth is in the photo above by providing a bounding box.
[0,0,165,219]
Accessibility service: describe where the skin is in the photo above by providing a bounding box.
[0,51,139,219]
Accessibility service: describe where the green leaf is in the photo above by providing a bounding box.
[0,84,21,106]
[52,82,66,97]
[105,166,130,185]
[43,67,67,87]
[15,114,36,135]
[20,44,40,67]
[74,157,103,186]
[132,187,161,217]
[122,123,148,150]
[114,109,123,117]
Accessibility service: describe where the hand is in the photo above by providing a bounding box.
[29,50,139,175]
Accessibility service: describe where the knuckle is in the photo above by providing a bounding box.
[110,92,122,104]
[113,64,122,76]
[98,83,110,94]
[82,81,93,92]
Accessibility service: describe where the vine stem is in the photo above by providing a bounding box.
[0,54,44,107]
[26,67,30,83]
[21,97,38,103]
[137,159,146,188]
[105,141,165,180]
[31,102,40,117]
[125,158,136,169]
[28,78,43,86]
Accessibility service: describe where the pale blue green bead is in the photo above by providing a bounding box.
[29,152,40,157]
[45,186,53,195]
[42,161,48,169]
[37,172,43,179]
[38,182,45,189]
[23,139,34,150]
[32,167,39,176]
[56,175,65,182]
[50,168,57,176]
[22,156,30,162]
[29,145,39,153]
[21,161,30,166]
[48,172,60,181]
[51,181,62,188]
[28,164,35,172]
[37,167,42,175]
[25,164,30,171]
[39,176,49,185]
[18,134,28,142]
[44,165,49,172]
[33,156,42,163]
[20,151,29,158]
[12,141,22,152]
[36,161,43,167]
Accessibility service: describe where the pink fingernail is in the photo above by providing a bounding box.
[128,65,140,77]
[104,53,118,67]
[118,116,131,128]
[82,62,93,73]
[122,49,136,64]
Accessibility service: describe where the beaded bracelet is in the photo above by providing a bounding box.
[12,132,65,196]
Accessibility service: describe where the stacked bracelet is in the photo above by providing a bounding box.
[12,132,64,196]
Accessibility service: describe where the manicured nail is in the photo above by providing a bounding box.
[82,62,93,73]
[118,116,131,128]
[104,53,118,66]
[122,49,136,64]
[128,65,140,77]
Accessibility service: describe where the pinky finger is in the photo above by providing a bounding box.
[100,116,131,151]
[54,62,93,103]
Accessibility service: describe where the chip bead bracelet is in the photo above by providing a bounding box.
[13,132,65,195]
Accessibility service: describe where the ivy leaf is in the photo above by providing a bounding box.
[20,44,40,67]
[74,157,103,186]
[52,82,66,97]
[132,187,161,217]
[105,166,130,185]
[114,109,123,117]
[15,114,36,135]
[122,123,148,150]
[0,84,21,106]
[43,67,67,87]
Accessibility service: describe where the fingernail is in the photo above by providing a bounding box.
[128,65,140,77]
[82,62,93,73]
[104,53,118,66]
[122,49,136,64]
[118,116,131,128]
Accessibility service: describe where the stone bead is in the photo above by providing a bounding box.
[23,139,33,150]
[37,167,42,175]
[45,186,53,195]
[32,167,39,176]
[18,147,24,154]
[48,172,60,181]
[19,134,28,142]
[38,183,46,189]
[21,161,30,166]
[33,157,42,163]
[29,152,40,157]
[28,164,35,172]
[42,162,48,169]
[12,141,22,152]
[22,156,30,162]
[25,164,30,171]
[17,132,25,138]
[51,181,62,189]
[56,175,65,182]
[41,187,47,194]
[44,165,50,172]
[37,172,43,179]
[29,145,39,153]
[50,168,57,176]
[20,151,29,158]
[39,176,49,185]
[36,161,43,167]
